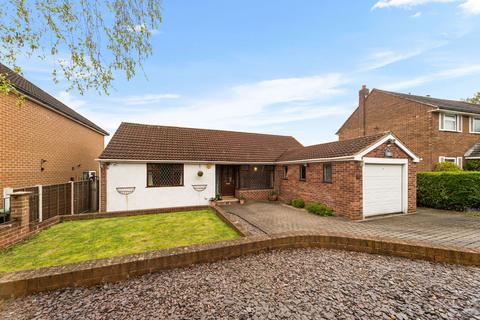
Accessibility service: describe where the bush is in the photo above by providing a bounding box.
[305,202,334,216]
[291,198,305,208]
[433,162,463,172]
[465,160,480,171]
[417,172,480,211]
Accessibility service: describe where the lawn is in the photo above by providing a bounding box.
[0,209,240,273]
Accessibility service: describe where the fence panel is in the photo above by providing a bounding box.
[42,183,71,219]
[7,179,97,222]
[13,186,39,223]
[73,180,90,214]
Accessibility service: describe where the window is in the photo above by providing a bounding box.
[323,163,332,183]
[147,163,183,187]
[283,166,288,179]
[238,165,274,189]
[470,117,480,133]
[440,113,462,132]
[299,164,307,181]
[439,157,463,168]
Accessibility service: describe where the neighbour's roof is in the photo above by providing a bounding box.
[278,132,389,162]
[0,63,108,135]
[99,122,303,162]
[375,89,480,115]
[465,142,480,158]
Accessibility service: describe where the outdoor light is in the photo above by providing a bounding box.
[40,159,47,171]
[253,166,258,172]
[384,147,393,158]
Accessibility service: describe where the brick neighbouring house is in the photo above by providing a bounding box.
[0,63,108,209]
[99,123,419,220]
[337,85,480,171]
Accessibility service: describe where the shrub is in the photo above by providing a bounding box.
[305,202,334,216]
[417,172,480,211]
[433,162,463,172]
[465,160,480,171]
[291,198,305,208]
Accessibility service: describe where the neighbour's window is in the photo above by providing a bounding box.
[439,157,462,168]
[323,163,332,183]
[440,113,461,132]
[147,163,184,187]
[470,117,480,133]
[283,166,288,179]
[299,164,307,181]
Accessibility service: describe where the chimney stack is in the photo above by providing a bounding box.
[359,85,369,135]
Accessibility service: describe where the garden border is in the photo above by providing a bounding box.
[1,230,478,299]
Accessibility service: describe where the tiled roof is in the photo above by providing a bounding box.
[99,123,303,162]
[0,63,108,135]
[278,132,389,162]
[376,89,480,115]
[465,142,480,158]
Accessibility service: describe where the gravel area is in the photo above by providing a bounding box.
[1,249,479,320]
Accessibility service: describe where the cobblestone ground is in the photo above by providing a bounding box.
[1,248,479,320]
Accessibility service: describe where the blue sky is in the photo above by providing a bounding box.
[20,0,480,145]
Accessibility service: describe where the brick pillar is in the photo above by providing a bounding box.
[10,192,31,232]
[100,163,108,212]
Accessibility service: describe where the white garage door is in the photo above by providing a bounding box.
[363,164,404,217]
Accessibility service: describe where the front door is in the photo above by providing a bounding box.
[220,166,236,196]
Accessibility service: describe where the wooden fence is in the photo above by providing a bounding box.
[9,179,98,223]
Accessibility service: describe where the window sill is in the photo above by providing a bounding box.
[469,131,480,135]
[146,185,184,188]
[323,181,332,184]
[299,179,306,182]
[439,129,462,133]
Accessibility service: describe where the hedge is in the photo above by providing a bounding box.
[417,172,480,211]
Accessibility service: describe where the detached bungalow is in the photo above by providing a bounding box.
[99,123,420,220]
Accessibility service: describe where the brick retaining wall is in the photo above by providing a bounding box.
[1,231,478,299]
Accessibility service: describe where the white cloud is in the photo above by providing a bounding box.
[459,0,480,14]
[55,91,86,110]
[96,74,350,135]
[133,24,160,35]
[382,64,480,90]
[372,0,480,14]
[372,0,455,10]
[123,94,180,105]
[411,11,423,17]
[360,42,446,71]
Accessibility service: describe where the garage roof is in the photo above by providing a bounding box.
[277,132,390,162]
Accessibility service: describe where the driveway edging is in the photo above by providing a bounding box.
[1,231,478,299]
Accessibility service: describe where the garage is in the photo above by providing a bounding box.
[363,161,407,217]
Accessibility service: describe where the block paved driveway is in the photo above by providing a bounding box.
[224,202,480,252]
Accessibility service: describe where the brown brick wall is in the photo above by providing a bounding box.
[0,94,104,207]
[99,163,107,212]
[235,189,273,201]
[337,90,480,171]
[277,162,363,220]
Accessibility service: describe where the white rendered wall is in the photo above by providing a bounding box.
[106,163,216,211]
